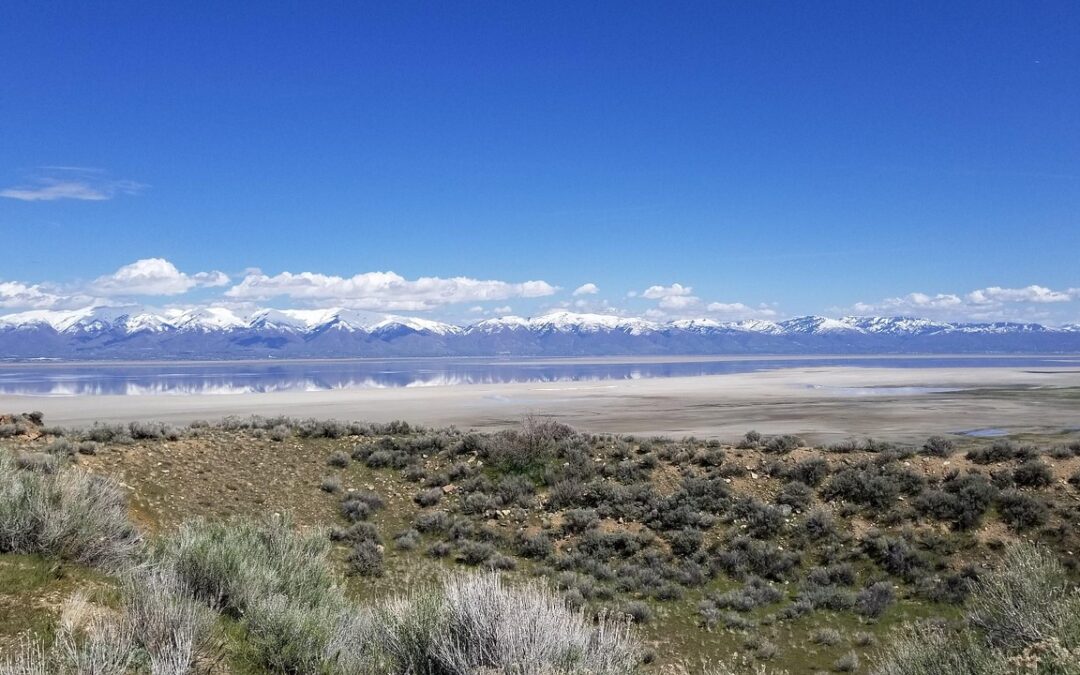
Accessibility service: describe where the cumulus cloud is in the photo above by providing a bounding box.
[640,283,702,309]
[225,270,558,311]
[1,281,69,309]
[572,283,599,296]
[0,168,144,202]
[90,258,230,296]
[0,279,102,310]
[852,284,1079,321]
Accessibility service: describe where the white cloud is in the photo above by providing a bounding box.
[852,284,1079,321]
[572,283,599,296]
[966,285,1073,305]
[639,283,702,309]
[90,258,230,296]
[492,305,513,314]
[225,270,558,311]
[641,283,693,299]
[658,294,700,310]
[0,168,144,202]
[1,281,67,309]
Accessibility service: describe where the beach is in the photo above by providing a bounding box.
[4,363,1078,442]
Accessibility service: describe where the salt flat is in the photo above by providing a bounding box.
[5,363,1079,442]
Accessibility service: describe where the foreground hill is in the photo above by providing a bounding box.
[2,412,1080,672]
[2,307,1079,359]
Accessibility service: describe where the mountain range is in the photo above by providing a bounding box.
[1,306,1078,360]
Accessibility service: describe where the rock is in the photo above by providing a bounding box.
[442,484,457,493]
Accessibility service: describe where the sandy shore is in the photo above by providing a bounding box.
[4,364,1079,442]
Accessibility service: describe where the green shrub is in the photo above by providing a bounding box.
[0,450,140,570]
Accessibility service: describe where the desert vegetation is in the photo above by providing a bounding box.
[2,412,1080,673]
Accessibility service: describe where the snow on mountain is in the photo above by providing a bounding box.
[669,318,724,332]
[165,307,248,331]
[0,306,133,333]
[524,311,659,334]
[468,316,531,333]
[1,306,1078,359]
[370,316,462,336]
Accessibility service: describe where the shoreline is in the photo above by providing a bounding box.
[2,352,1078,369]
[4,364,1079,443]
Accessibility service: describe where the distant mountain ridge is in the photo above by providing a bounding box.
[1,306,1078,359]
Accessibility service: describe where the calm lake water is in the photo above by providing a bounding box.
[0,356,1075,397]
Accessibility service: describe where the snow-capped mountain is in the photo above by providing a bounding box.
[0,307,1077,359]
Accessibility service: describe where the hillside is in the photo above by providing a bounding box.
[2,413,1080,672]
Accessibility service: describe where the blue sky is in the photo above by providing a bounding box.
[1,2,1078,324]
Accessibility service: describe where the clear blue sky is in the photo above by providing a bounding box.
[1,2,1078,323]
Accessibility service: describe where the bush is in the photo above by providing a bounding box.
[349,540,384,577]
[0,450,140,570]
[920,436,955,457]
[375,572,642,674]
[562,508,600,533]
[776,481,814,511]
[457,540,496,566]
[669,528,704,556]
[393,529,422,551]
[811,628,842,646]
[967,543,1078,651]
[822,462,923,512]
[122,567,217,673]
[327,451,350,468]
[414,487,444,507]
[874,621,995,675]
[517,532,554,559]
[996,490,1048,531]
[1012,459,1053,488]
[855,581,895,618]
[787,457,830,486]
[861,534,926,581]
[833,652,859,672]
[320,476,342,493]
[862,543,1080,675]
[762,434,802,454]
[736,430,762,449]
[414,510,450,534]
[914,473,996,530]
[158,516,369,671]
[711,537,799,581]
[341,490,385,522]
[966,440,1018,464]
[483,415,575,473]
[707,577,782,612]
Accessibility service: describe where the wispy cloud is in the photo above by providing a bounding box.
[572,283,599,296]
[225,270,558,311]
[0,167,145,202]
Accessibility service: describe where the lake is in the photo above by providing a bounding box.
[0,355,1075,397]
